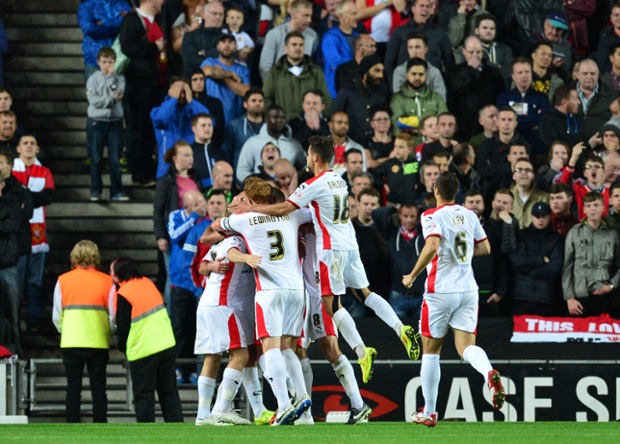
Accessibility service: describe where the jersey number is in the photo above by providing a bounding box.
[267,230,285,261]
[332,195,350,224]
[454,231,467,262]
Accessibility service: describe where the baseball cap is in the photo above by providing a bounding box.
[531,201,551,217]
[217,33,235,43]
[546,11,568,30]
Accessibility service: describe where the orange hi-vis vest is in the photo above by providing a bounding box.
[58,268,113,349]
[117,277,176,361]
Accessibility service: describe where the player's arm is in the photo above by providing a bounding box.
[403,235,440,288]
[200,223,225,244]
[227,247,262,269]
[228,200,296,216]
[473,239,491,256]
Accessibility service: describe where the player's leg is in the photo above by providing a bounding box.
[242,344,272,424]
[195,354,221,424]
[212,347,251,425]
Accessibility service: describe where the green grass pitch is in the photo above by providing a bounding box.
[1,422,618,444]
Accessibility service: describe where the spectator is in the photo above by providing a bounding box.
[168,189,208,383]
[200,34,251,126]
[563,0,595,60]
[335,34,377,93]
[496,57,549,160]
[273,158,297,195]
[510,201,565,316]
[531,42,564,101]
[596,2,620,75]
[225,6,255,65]
[151,79,210,179]
[85,47,128,202]
[611,96,620,118]
[237,105,305,182]
[289,89,331,152]
[0,87,12,111]
[263,31,331,120]
[420,112,457,162]
[598,118,620,156]
[257,143,281,180]
[206,160,235,203]
[0,150,31,356]
[538,85,592,150]
[528,11,573,82]
[52,240,115,423]
[390,58,447,135]
[318,0,367,37]
[190,113,226,188]
[384,0,454,82]
[341,148,364,192]
[77,0,132,81]
[469,104,498,152]
[355,0,407,60]
[605,182,620,229]
[373,133,418,204]
[0,110,20,154]
[111,256,183,423]
[119,0,168,187]
[575,58,618,139]
[555,147,610,220]
[414,160,439,208]
[222,88,264,171]
[549,182,578,237]
[537,140,570,190]
[413,115,438,161]
[189,69,226,148]
[447,0,485,49]
[471,13,513,88]
[510,157,550,229]
[350,171,374,197]
[170,0,206,56]
[259,0,318,80]
[0,20,6,86]
[181,0,226,78]
[329,111,366,174]
[563,191,620,317]
[449,142,479,203]
[432,151,450,172]
[391,32,446,101]
[12,136,54,333]
[364,104,394,169]
[447,35,505,141]
[602,43,620,94]
[332,54,390,145]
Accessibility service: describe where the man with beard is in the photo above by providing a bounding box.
[447,35,505,141]
[329,111,366,174]
[331,54,390,145]
[390,58,447,136]
[263,31,331,121]
[471,13,513,88]
[0,110,19,154]
[200,34,250,126]
[538,85,592,150]
[188,69,225,148]
[151,79,211,179]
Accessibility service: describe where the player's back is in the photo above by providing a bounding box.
[221,210,311,291]
[421,204,487,294]
[288,170,358,251]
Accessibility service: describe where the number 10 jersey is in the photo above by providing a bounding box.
[288,170,359,252]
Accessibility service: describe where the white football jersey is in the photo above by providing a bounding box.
[220,209,312,291]
[199,236,255,308]
[288,170,358,251]
[421,204,487,294]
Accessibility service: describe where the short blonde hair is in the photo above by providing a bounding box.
[70,240,101,269]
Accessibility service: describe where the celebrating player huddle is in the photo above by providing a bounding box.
[194,136,504,427]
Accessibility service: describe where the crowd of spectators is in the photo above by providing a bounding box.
[3,0,620,361]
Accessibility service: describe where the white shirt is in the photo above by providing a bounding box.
[421,204,487,294]
[220,209,312,290]
[199,236,255,308]
[288,170,359,251]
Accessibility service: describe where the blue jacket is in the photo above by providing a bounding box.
[151,96,211,178]
[78,0,132,67]
[321,27,358,98]
[168,209,201,290]
[181,218,213,296]
[0,20,7,86]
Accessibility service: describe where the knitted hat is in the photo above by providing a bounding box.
[601,117,620,139]
[359,55,382,75]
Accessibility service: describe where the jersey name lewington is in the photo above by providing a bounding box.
[248,214,291,226]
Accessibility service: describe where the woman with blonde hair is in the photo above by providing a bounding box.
[53,240,115,423]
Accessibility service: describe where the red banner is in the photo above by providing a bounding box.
[511,314,620,343]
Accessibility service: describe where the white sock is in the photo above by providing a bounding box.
[282,348,308,398]
[242,367,265,418]
[258,353,267,374]
[462,345,493,380]
[263,348,291,410]
[300,357,313,396]
[197,376,216,419]
[333,308,366,359]
[212,368,242,414]
[331,354,363,410]
[421,354,441,417]
[364,292,403,333]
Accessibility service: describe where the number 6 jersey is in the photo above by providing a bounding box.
[421,204,487,294]
[288,170,359,251]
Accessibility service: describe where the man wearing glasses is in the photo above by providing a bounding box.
[509,157,549,229]
[182,1,226,78]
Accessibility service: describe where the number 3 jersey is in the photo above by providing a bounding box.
[287,170,358,251]
[220,209,312,291]
[421,204,487,294]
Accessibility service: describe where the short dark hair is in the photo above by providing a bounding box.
[464,189,484,199]
[190,69,205,78]
[406,57,428,72]
[351,171,374,185]
[532,41,553,54]
[584,154,604,168]
[406,32,427,45]
[498,106,517,118]
[345,148,363,162]
[112,256,142,282]
[610,42,620,56]
[266,104,285,116]
[474,13,496,28]
[98,46,116,60]
[583,191,604,204]
[356,187,380,203]
[0,150,15,166]
[452,143,472,166]
[610,182,620,196]
[285,30,305,45]
[270,186,286,204]
[302,89,324,102]
[308,135,334,163]
[552,84,576,107]
[435,171,460,201]
[191,113,213,126]
[511,56,532,70]
[243,87,264,103]
[207,189,227,201]
[550,183,574,198]
[495,188,514,201]
[369,103,391,119]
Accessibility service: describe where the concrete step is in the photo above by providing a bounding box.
[29,116,86,131]
[3,0,81,13]
[11,42,83,57]
[5,72,85,86]
[47,218,154,233]
[33,130,86,145]
[48,232,157,249]
[55,187,155,202]
[3,13,78,27]
[41,146,88,160]
[46,262,158,276]
[47,248,156,263]
[20,101,87,116]
[54,173,133,186]
[47,202,153,218]
[9,56,85,72]
[5,28,83,43]
[9,86,87,101]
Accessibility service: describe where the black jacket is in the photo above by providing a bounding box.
[288,113,331,152]
[576,81,618,139]
[195,93,226,148]
[119,11,161,86]
[152,167,203,241]
[181,26,224,78]
[351,217,390,297]
[190,141,227,189]
[373,156,419,204]
[510,225,564,305]
[0,176,32,268]
[538,107,587,150]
